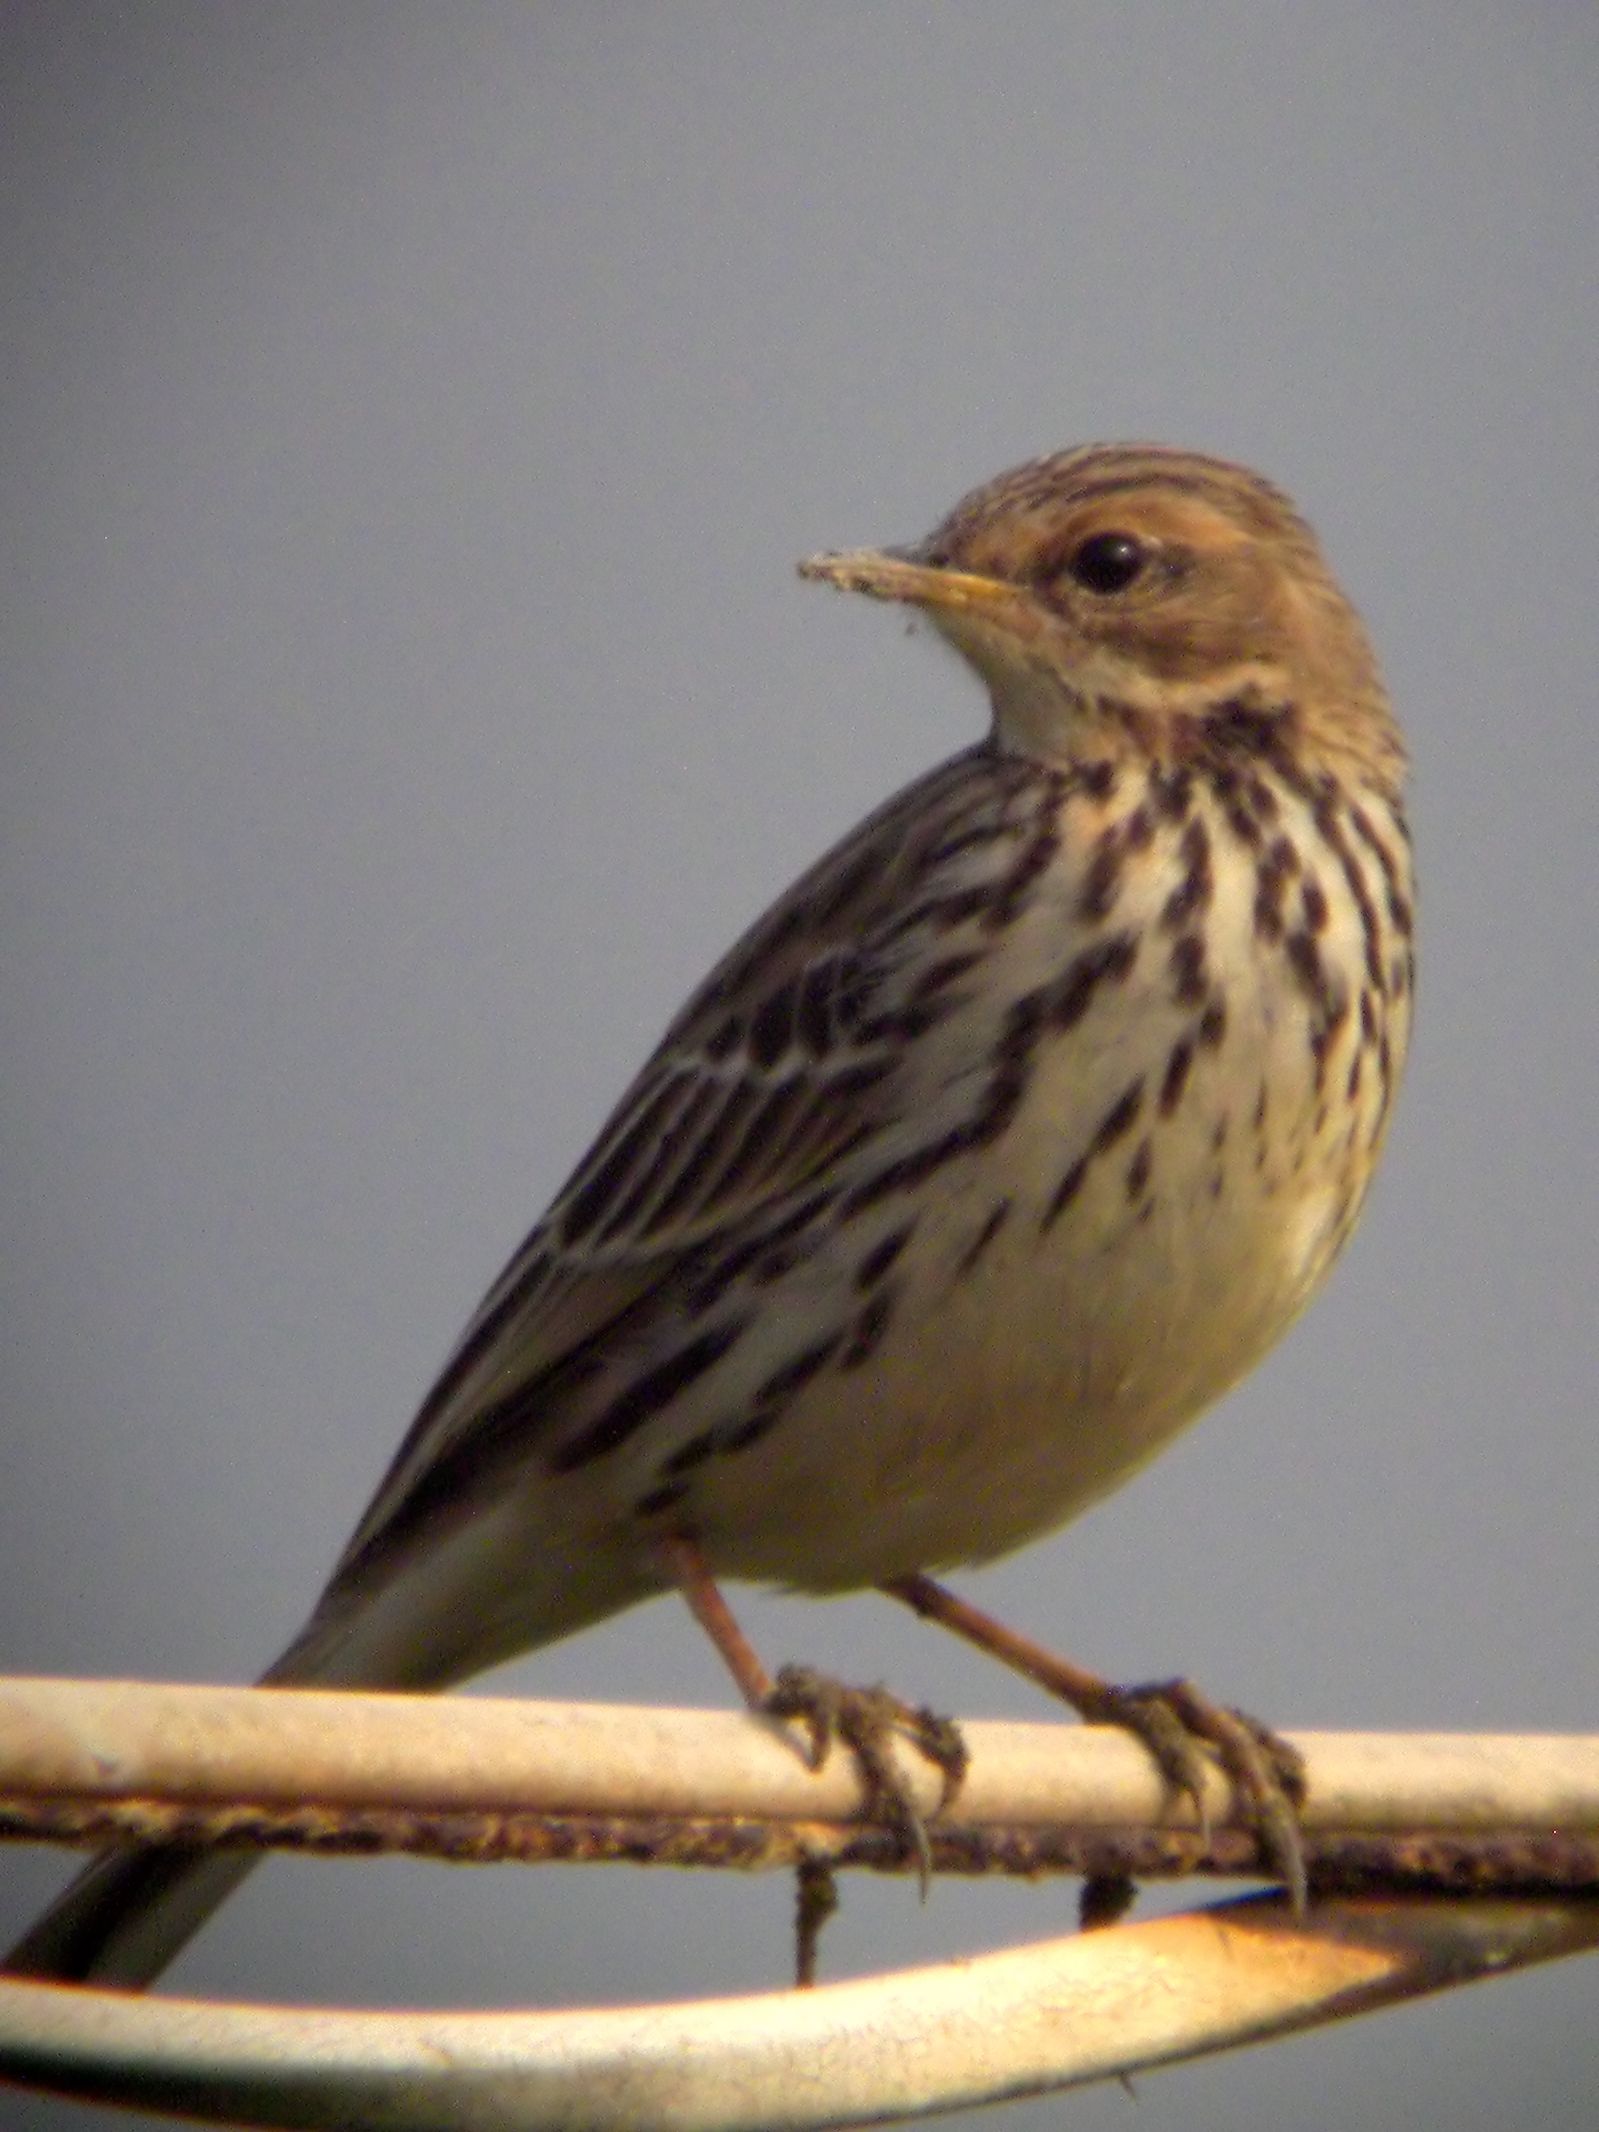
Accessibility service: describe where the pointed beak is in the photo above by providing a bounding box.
[797,546,1045,643]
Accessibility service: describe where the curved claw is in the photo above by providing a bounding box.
[765,1665,969,1897]
[1097,1677,1309,1911]
[1100,1689,1217,1847]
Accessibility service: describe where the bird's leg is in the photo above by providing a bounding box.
[659,1535,969,1903]
[881,1572,1308,1912]
[660,1531,777,1710]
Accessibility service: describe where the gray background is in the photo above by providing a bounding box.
[3,5,1596,2127]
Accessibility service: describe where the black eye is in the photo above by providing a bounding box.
[1066,531,1148,594]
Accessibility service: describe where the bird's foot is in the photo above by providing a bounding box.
[1084,1675,1308,1910]
[765,1662,969,1894]
[880,1575,1309,1910]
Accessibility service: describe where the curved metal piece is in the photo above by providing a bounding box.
[3,1893,1597,2129]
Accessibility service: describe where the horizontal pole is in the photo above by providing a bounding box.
[3,1678,1599,2126]
[2,1677,1598,1891]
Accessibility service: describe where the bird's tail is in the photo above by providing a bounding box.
[2,1566,496,1989]
[6,1488,660,1986]
[4,1839,262,1990]
[2,1599,414,1989]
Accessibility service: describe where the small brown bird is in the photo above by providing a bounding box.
[9,443,1413,1986]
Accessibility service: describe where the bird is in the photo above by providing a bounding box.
[7,441,1413,1988]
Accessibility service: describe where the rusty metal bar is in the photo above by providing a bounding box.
[5,1793,1599,1900]
[3,1677,1598,1895]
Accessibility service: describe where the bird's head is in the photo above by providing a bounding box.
[800,444,1403,792]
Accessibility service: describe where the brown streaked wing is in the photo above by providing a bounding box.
[540,742,1014,1261]
[329,743,1014,1573]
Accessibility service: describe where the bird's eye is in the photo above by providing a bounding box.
[1065,531,1148,594]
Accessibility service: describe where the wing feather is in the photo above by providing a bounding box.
[331,742,1033,1573]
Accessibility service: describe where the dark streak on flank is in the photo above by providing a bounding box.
[551,1320,747,1473]
[751,1240,806,1287]
[1125,1137,1153,1202]
[681,1324,854,1469]
[1052,932,1139,1029]
[984,824,1059,931]
[662,1427,721,1479]
[955,1199,1011,1276]
[714,1323,848,1455]
[855,1223,915,1292]
[1041,1156,1088,1232]
[841,1290,896,1369]
[910,950,986,1005]
[1093,1077,1146,1154]
[977,988,1050,1135]
[842,982,1052,1216]
[841,1125,965,1216]
[633,1478,689,1519]
[1284,929,1328,1008]
[1308,996,1352,1080]
[1160,1035,1195,1116]
[712,1408,772,1456]
[755,1331,845,1410]
[679,1185,841,1316]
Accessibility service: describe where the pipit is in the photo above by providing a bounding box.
[9,443,1412,1986]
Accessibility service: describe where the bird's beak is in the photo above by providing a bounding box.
[797,546,1046,645]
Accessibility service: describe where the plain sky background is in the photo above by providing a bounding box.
[3,6,1597,2128]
